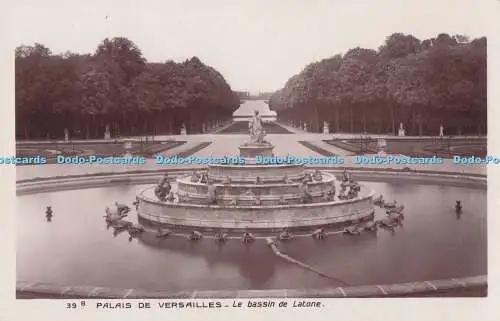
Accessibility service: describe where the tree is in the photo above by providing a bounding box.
[269,33,486,136]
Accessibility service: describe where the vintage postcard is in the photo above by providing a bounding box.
[0,0,497,320]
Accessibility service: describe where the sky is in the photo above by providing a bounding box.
[1,0,491,93]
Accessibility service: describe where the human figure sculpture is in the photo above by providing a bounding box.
[248,110,266,143]
[155,177,171,202]
[255,176,262,185]
[313,169,323,181]
[283,175,292,184]
[199,172,208,184]
[398,122,405,137]
[342,169,349,182]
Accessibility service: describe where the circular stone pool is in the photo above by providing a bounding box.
[16,175,486,293]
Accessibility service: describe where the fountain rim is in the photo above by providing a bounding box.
[16,167,487,194]
[16,275,487,298]
[137,185,374,210]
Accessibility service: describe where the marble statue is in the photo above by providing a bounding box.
[323,121,329,134]
[104,125,111,140]
[249,110,266,143]
[155,174,171,202]
[439,124,444,137]
[64,128,69,142]
[313,169,323,181]
[398,122,405,137]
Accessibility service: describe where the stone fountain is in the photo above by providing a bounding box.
[136,111,375,235]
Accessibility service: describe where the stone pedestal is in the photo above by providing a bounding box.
[238,142,274,158]
[123,139,133,157]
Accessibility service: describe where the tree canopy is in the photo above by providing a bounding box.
[269,33,486,135]
[15,37,240,139]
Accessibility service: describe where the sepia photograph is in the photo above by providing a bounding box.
[10,0,488,304]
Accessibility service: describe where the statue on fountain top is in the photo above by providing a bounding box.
[248,110,267,144]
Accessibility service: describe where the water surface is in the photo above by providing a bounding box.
[17,181,486,291]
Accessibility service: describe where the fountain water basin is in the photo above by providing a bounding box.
[136,142,375,235]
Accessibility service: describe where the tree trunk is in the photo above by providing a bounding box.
[313,104,320,133]
[391,103,395,135]
[362,106,367,132]
[24,120,29,139]
[349,107,354,133]
[335,105,340,132]
[85,121,90,139]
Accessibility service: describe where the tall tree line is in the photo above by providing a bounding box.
[15,37,240,139]
[269,33,487,136]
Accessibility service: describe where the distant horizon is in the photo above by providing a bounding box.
[5,0,489,93]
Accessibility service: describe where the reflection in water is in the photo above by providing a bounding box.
[137,234,278,288]
[17,182,486,291]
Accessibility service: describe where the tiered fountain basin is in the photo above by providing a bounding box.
[177,172,338,205]
[137,186,374,233]
[207,163,306,182]
[137,169,374,233]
